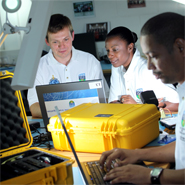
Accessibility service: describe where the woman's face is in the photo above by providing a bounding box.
[105,36,134,68]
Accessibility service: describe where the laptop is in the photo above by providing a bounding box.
[54,106,146,185]
[36,79,106,130]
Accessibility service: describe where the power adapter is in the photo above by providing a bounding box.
[29,121,40,131]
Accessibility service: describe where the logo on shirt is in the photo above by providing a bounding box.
[182,111,185,127]
[69,100,75,108]
[136,88,143,99]
[78,73,86,81]
[49,75,60,84]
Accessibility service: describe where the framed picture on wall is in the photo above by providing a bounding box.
[73,1,95,18]
[86,22,110,42]
[127,0,146,8]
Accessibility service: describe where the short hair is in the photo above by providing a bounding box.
[106,26,138,46]
[140,12,185,53]
[46,14,74,41]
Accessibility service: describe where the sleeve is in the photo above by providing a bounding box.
[108,66,126,103]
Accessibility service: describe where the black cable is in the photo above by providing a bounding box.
[31,128,53,150]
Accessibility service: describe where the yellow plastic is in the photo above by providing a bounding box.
[48,103,161,153]
[0,70,74,185]
[1,147,74,185]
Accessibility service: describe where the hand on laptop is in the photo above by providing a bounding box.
[99,148,139,171]
[103,163,151,184]
[99,148,151,184]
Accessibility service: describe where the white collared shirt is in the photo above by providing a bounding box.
[175,81,185,169]
[28,47,109,106]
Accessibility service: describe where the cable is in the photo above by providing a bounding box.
[163,108,172,117]
[31,128,53,150]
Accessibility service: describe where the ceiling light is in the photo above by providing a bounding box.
[172,0,185,5]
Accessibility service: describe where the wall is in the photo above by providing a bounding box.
[0,0,185,64]
[0,0,32,64]
[50,0,185,57]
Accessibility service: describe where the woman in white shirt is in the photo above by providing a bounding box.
[106,26,179,111]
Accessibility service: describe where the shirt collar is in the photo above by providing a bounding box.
[176,81,185,96]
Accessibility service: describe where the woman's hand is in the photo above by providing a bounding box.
[120,95,137,104]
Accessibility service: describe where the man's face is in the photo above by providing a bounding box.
[46,27,74,63]
[140,35,184,84]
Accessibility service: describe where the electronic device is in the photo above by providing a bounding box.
[150,167,164,184]
[160,117,177,130]
[28,121,40,131]
[73,32,97,59]
[140,90,159,107]
[36,79,106,130]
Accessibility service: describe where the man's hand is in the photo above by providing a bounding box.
[103,164,151,184]
[99,148,140,172]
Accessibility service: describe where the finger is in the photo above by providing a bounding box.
[105,149,122,171]
[99,150,113,168]
[104,168,125,183]
[120,96,127,103]
[158,97,164,102]
[110,176,127,185]
[120,95,127,100]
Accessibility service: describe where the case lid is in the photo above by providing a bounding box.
[0,70,33,158]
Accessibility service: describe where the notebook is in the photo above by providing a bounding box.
[36,79,106,130]
[54,106,146,185]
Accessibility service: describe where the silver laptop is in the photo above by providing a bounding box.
[36,79,106,130]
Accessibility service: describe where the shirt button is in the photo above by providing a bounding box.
[66,69,67,71]
[127,89,129,91]
[182,97,184,100]
[66,77,68,79]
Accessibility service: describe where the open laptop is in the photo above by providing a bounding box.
[36,79,106,130]
[54,106,146,185]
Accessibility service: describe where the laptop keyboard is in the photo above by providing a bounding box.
[86,161,110,185]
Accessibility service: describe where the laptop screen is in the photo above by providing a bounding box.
[43,88,99,118]
[36,79,106,129]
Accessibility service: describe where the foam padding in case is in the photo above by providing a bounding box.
[0,77,28,150]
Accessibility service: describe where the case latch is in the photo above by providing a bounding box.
[42,176,54,185]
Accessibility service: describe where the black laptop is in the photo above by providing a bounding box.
[54,106,146,185]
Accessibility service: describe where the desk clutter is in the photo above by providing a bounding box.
[48,103,161,153]
[0,71,74,184]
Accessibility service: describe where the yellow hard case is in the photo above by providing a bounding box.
[48,103,161,153]
[0,71,74,184]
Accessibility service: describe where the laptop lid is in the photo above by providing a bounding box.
[55,106,89,185]
[36,79,106,130]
